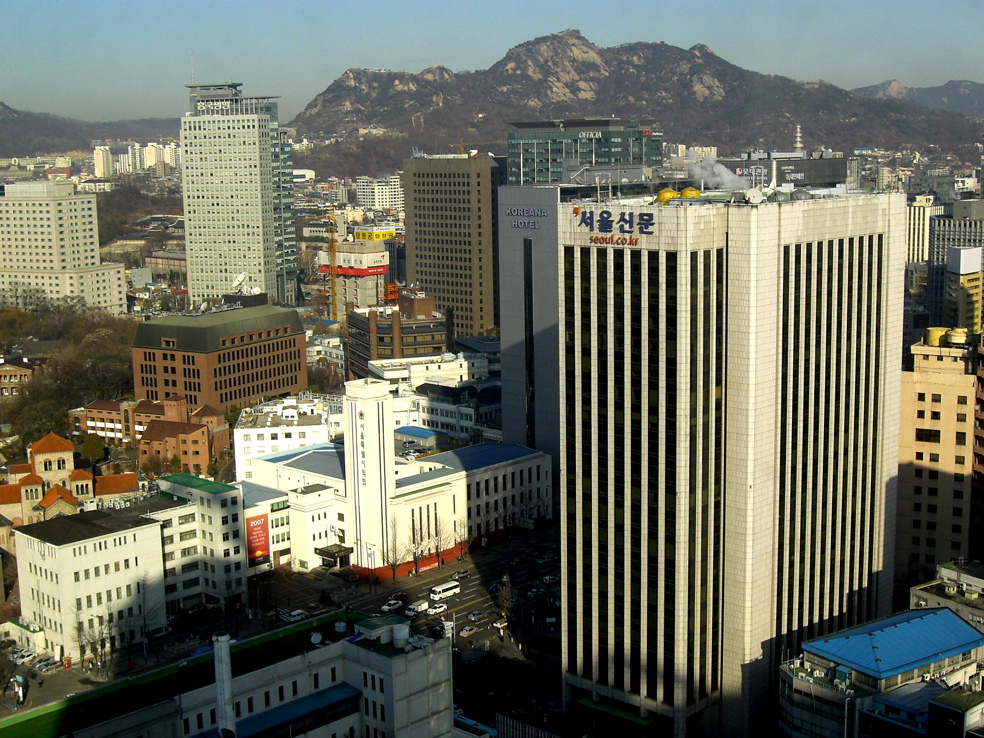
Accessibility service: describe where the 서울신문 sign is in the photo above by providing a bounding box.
[576,210,655,245]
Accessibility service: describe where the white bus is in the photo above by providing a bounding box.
[430,581,461,601]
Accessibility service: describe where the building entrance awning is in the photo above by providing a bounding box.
[315,544,354,561]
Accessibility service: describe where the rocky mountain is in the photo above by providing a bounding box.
[0,103,179,157]
[852,79,984,118]
[292,30,982,159]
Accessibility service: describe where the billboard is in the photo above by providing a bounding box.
[247,514,270,568]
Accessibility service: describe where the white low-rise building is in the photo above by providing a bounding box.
[154,474,249,614]
[368,352,491,386]
[234,391,421,480]
[248,379,550,576]
[15,508,167,663]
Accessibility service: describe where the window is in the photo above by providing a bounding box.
[930,411,941,420]
[915,428,941,443]
[931,394,941,403]
[956,432,967,446]
[957,413,968,423]
[954,507,964,517]
[917,392,926,401]
[956,456,966,465]
[929,453,939,463]
[958,395,968,405]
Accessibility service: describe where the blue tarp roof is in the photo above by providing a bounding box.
[804,608,984,680]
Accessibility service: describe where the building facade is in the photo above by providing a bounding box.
[347,294,450,380]
[356,174,405,211]
[0,182,126,313]
[907,194,946,264]
[317,238,390,316]
[897,328,977,601]
[499,187,905,735]
[15,509,168,662]
[181,83,295,305]
[402,152,504,336]
[506,118,663,185]
[131,304,308,412]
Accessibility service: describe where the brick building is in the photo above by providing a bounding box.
[131,304,308,413]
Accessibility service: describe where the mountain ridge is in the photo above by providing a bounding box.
[292,30,982,160]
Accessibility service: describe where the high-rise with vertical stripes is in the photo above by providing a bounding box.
[181,83,295,305]
[499,187,905,736]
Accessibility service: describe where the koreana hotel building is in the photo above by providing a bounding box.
[499,185,905,735]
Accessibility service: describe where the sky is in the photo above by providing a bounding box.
[3,0,983,123]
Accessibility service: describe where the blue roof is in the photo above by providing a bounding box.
[396,425,442,439]
[256,444,346,481]
[426,442,543,472]
[230,682,361,737]
[804,609,984,680]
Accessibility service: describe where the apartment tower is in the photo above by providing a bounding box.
[402,152,505,337]
[181,83,295,305]
[499,187,905,736]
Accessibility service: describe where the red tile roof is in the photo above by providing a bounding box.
[0,484,20,505]
[133,400,165,415]
[94,473,138,497]
[86,400,122,411]
[19,474,44,486]
[191,404,223,418]
[8,463,31,476]
[140,419,207,442]
[37,485,79,509]
[69,469,93,481]
[31,433,74,455]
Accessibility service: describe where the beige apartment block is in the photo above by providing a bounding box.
[898,328,977,595]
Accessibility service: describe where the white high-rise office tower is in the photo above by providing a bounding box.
[181,83,295,305]
[499,187,905,736]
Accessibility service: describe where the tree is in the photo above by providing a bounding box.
[141,454,163,478]
[455,513,471,558]
[403,516,425,576]
[81,433,106,463]
[433,516,454,567]
[495,573,513,623]
[382,515,402,581]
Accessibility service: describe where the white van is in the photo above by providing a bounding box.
[405,599,429,618]
[430,581,461,601]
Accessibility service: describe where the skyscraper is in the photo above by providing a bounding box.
[181,83,295,305]
[402,152,504,337]
[499,187,905,735]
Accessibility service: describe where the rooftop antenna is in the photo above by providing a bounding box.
[190,51,195,84]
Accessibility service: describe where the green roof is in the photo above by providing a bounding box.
[132,305,304,353]
[161,473,237,496]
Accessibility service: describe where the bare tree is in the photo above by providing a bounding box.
[381,515,402,581]
[403,516,425,576]
[495,573,513,624]
[455,513,471,559]
[433,516,454,567]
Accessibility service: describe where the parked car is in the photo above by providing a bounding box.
[426,603,448,616]
[402,440,417,448]
[281,609,307,623]
[451,569,472,581]
[392,592,408,603]
[380,599,403,613]
[467,610,487,622]
[458,626,479,638]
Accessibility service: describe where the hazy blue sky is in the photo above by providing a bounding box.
[4,0,981,122]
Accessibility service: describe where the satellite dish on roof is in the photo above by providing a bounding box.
[310,632,323,645]
[744,188,765,205]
